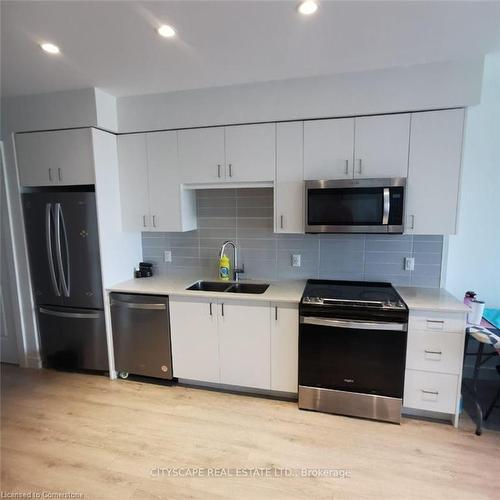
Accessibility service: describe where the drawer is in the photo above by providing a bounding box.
[406,330,464,374]
[409,310,466,334]
[403,369,458,414]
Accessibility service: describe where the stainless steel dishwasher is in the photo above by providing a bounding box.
[110,293,172,380]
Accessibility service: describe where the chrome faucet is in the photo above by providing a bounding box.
[219,240,244,281]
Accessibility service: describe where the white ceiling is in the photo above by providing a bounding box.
[2,1,500,98]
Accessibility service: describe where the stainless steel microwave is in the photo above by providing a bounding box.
[305,178,406,234]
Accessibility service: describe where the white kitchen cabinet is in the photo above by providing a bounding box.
[117,132,197,232]
[275,122,304,233]
[225,123,275,182]
[178,127,225,183]
[169,296,220,383]
[218,299,271,390]
[271,302,298,393]
[117,134,150,231]
[304,118,354,180]
[147,131,197,232]
[16,128,95,186]
[405,109,464,235]
[354,114,410,178]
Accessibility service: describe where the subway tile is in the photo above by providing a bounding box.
[365,239,412,253]
[318,270,364,281]
[364,273,411,286]
[198,206,237,217]
[364,251,407,265]
[199,228,237,240]
[365,234,412,242]
[197,188,237,198]
[171,247,199,258]
[320,238,365,253]
[237,227,275,239]
[197,197,237,209]
[413,235,444,243]
[237,187,273,197]
[277,235,319,252]
[237,206,273,218]
[240,248,276,261]
[240,259,278,281]
[237,238,277,250]
[197,217,237,229]
[410,274,441,288]
[412,252,442,265]
[413,241,443,254]
[364,262,408,275]
[199,237,234,249]
[237,217,273,229]
[412,264,442,277]
[319,252,364,273]
[237,195,273,208]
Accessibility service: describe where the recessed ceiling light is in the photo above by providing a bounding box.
[298,1,318,15]
[40,42,60,54]
[157,25,176,38]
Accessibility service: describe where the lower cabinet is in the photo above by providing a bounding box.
[169,296,299,393]
[169,296,219,383]
[218,300,270,389]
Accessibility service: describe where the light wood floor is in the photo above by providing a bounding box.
[1,364,499,500]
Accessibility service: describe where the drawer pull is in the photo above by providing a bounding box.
[424,349,443,361]
[426,320,445,330]
[424,350,442,355]
[421,389,439,402]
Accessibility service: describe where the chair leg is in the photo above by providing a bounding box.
[484,386,500,421]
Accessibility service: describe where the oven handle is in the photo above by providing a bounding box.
[300,316,407,332]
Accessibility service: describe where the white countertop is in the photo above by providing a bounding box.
[107,275,468,312]
[107,275,307,304]
[395,286,469,313]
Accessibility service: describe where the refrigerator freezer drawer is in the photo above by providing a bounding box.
[110,293,172,379]
[38,306,108,371]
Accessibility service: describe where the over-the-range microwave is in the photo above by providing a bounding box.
[305,178,406,234]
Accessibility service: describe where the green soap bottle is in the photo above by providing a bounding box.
[219,254,230,281]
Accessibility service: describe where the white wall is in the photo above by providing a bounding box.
[445,52,500,308]
[118,58,483,132]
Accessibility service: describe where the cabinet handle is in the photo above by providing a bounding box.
[344,160,349,175]
[275,306,278,321]
[357,159,362,174]
[217,164,221,178]
[410,215,415,230]
[421,389,439,395]
[424,349,442,355]
[221,303,224,317]
[58,168,62,182]
[48,168,53,181]
[142,215,147,228]
[228,163,233,177]
[152,215,156,228]
[280,215,284,229]
[209,302,213,316]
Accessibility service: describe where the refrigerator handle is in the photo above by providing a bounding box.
[55,203,71,297]
[45,203,61,296]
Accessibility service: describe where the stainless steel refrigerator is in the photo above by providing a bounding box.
[23,190,108,371]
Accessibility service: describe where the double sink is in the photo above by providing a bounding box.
[187,281,269,295]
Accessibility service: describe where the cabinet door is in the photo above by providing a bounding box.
[16,129,94,186]
[354,114,410,178]
[304,118,354,180]
[147,131,196,232]
[178,127,225,183]
[218,300,270,389]
[225,123,275,182]
[275,122,304,234]
[271,302,298,393]
[169,296,220,383]
[117,134,150,231]
[405,109,464,234]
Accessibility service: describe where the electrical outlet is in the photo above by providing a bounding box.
[164,250,172,263]
[292,254,301,267]
[404,257,415,271]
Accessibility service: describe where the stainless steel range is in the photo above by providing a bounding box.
[298,280,408,424]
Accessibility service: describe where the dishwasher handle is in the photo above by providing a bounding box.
[110,300,167,310]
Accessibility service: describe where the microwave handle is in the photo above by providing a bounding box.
[382,188,390,225]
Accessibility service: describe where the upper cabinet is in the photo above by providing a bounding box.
[304,118,354,180]
[304,114,410,180]
[405,109,464,235]
[354,114,410,178]
[225,123,275,182]
[117,131,196,232]
[178,123,275,184]
[15,129,95,187]
[178,127,225,183]
[275,121,304,234]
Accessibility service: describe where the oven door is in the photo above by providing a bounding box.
[299,316,407,398]
[304,178,405,233]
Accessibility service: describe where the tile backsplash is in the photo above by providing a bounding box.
[142,188,443,287]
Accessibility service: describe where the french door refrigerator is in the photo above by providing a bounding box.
[23,190,108,371]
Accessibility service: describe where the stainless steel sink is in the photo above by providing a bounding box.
[186,281,232,292]
[186,281,269,294]
[226,283,270,294]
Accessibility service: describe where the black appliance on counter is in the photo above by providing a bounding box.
[298,280,408,424]
[23,190,108,371]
